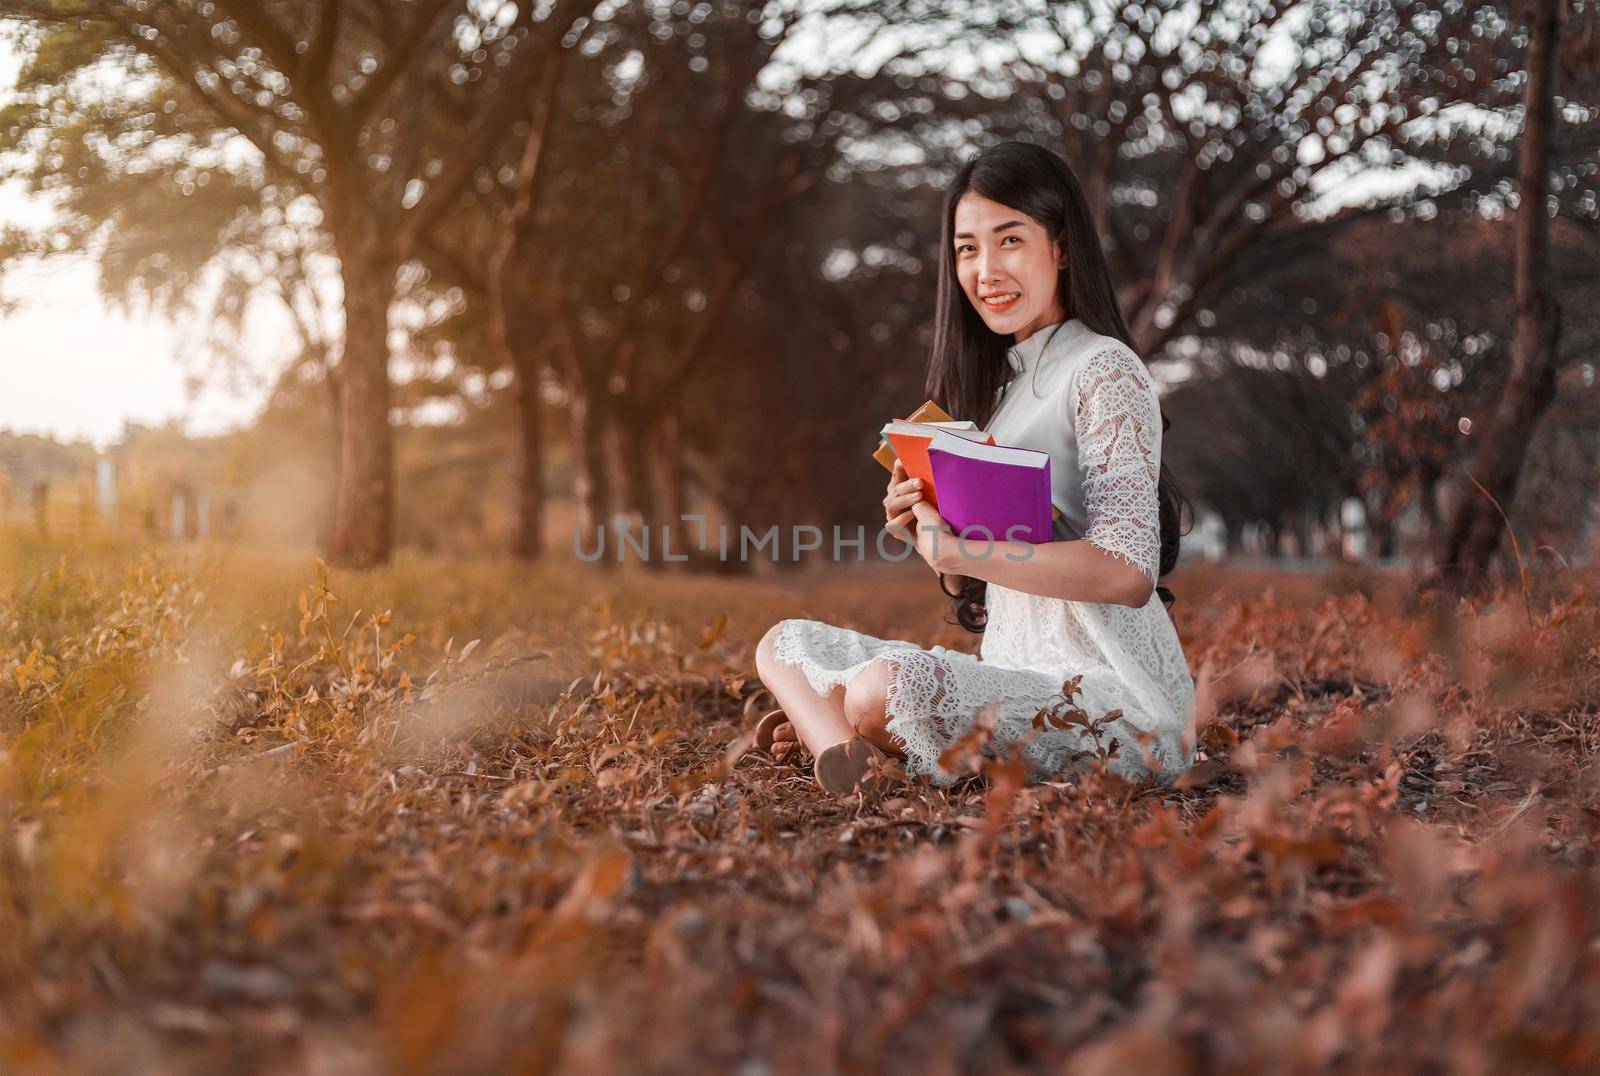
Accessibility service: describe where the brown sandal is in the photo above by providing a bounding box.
[813,738,892,798]
[743,686,802,761]
[743,689,782,747]
[758,710,816,766]
[753,708,788,751]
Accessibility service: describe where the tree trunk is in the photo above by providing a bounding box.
[327,227,397,569]
[488,61,563,563]
[1263,523,1281,559]
[1419,479,1442,557]
[511,345,546,561]
[1374,514,1396,560]
[491,279,546,560]
[658,412,695,569]
[616,411,665,571]
[1430,1,1564,595]
[570,382,616,571]
[320,342,343,518]
[31,479,47,535]
[616,415,655,525]
[1326,503,1348,562]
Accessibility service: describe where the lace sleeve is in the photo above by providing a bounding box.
[1070,344,1162,586]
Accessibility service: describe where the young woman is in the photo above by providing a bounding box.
[752,141,1196,797]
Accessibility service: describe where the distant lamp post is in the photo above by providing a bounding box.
[95,455,117,526]
[170,487,188,541]
[1341,498,1369,560]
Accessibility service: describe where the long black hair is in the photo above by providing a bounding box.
[925,141,1190,632]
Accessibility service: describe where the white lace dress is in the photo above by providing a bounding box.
[772,318,1195,786]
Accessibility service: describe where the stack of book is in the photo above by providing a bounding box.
[873,400,1059,544]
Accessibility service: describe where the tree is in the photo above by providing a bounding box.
[454,2,923,561]
[1164,343,1367,556]
[1429,0,1573,593]
[0,0,588,566]
[844,1,1514,358]
[484,50,566,562]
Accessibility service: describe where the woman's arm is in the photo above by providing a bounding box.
[908,343,1164,608]
[910,502,1151,606]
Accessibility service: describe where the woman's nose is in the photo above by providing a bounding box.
[977,253,999,283]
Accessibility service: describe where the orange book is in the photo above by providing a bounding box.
[882,421,994,509]
[873,399,993,509]
[872,399,956,472]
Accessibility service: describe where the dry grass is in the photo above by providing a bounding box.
[2,531,1598,1074]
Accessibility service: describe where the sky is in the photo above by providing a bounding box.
[0,213,272,450]
[0,40,273,451]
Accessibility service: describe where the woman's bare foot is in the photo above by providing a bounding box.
[750,705,811,766]
[769,720,808,764]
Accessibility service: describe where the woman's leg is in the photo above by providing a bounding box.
[841,658,907,758]
[755,622,853,755]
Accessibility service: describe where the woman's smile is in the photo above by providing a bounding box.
[981,291,1021,311]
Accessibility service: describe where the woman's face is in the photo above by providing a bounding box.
[951,191,1068,342]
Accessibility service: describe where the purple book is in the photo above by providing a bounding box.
[926,429,1054,544]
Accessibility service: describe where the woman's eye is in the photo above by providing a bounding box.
[954,237,1017,254]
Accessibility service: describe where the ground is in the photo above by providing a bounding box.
[1,534,1597,1073]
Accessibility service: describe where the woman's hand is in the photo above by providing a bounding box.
[908,499,960,575]
[882,459,924,542]
[882,462,966,586]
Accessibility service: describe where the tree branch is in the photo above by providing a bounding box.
[401,2,581,248]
